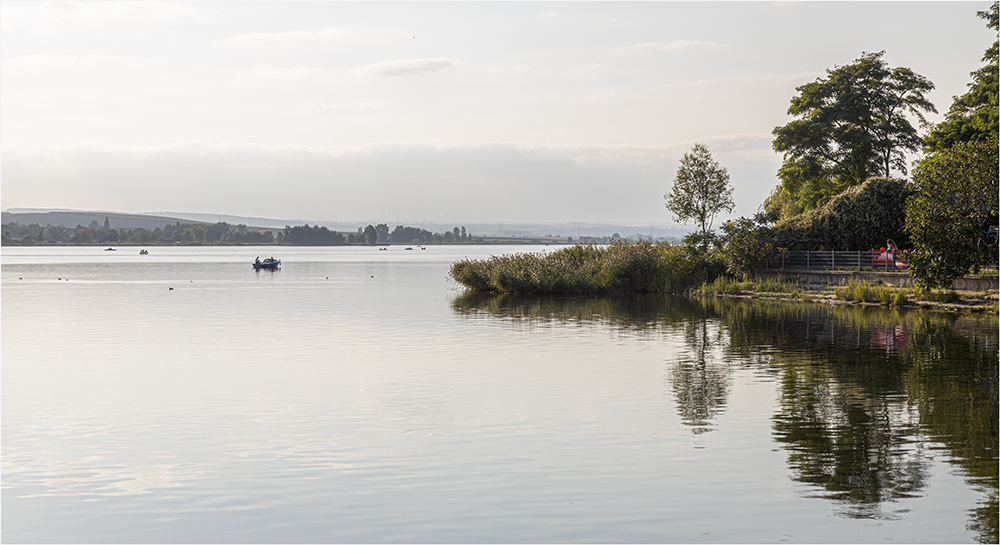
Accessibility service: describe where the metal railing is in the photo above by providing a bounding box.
[763,250,903,271]
[763,250,1000,272]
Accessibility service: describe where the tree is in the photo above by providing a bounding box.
[71,228,92,244]
[904,138,999,290]
[720,215,776,278]
[665,143,734,250]
[925,2,998,151]
[769,51,936,218]
[363,225,378,245]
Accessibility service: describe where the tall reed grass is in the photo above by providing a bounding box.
[450,241,725,295]
[834,279,909,307]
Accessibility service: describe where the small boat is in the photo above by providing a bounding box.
[378,247,388,251]
[404,247,413,250]
[253,257,281,270]
[105,247,116,251]
[139,249,149,255]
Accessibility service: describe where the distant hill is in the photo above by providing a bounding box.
[2,210,198,231]
[2,208,692,240]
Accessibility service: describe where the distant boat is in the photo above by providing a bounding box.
[378,247,388,251]
[404,247,413,250]
[253,257,280,270]
[139,249,148,255]
[105,247,116,251]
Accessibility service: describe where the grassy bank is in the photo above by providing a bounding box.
[696,277,999,312]
[450,241,724,295]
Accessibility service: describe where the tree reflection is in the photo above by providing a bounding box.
[451,292,998,539]
[670,316,731,434]
[900,315,999,544]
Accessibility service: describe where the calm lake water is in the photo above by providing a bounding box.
[2,245,997,543]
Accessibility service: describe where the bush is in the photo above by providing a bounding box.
[756,277,798,294]
[771,177,912,251]
[905,138,999,290]
[698,276,743,295]
[917,290,962,304]
[450,241,725,295]
[834,280,909,307]
[720,216,776,278]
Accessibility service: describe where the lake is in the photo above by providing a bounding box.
[2,245,997,543]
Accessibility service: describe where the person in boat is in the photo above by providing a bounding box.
[255,256,261,264]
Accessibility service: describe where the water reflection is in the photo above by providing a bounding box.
[452,293,998,542]
[671,317,731,434]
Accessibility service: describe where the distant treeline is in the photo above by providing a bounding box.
[1,220,484,246]
[2,220,273,246]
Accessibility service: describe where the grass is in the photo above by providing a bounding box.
[755,277,799,295]
[834,280,910,307]
[697,276,743,295]
[450,241,725,295]
[917,290,962,304]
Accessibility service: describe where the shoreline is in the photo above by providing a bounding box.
[701,286,1000,314]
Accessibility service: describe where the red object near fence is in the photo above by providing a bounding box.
[871,247,908,269]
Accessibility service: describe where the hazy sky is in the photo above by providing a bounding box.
[1,1,994,225]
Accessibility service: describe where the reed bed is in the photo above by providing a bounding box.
[755,277,800,295]
[450,241,724,295]
[834,279,909,307]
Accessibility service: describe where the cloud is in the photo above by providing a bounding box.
[214,28,356,48]
[566,63,603,76]
[1,140,780,223]
[685,78,723,87]
[37,1,206,25]
[613,40,723,53]
[253,66,325,81]
[351,58,456,78]
[737,70,823,85]
[296,100,376,115]
[488,64,532,74]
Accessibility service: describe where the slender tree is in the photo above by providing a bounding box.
[665,144,734,250]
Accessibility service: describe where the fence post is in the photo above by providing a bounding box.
[857,250,861,271]
[806,250,810,270]
[832,251,836,270]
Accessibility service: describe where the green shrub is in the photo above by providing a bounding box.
[449,241,725,295]
[698,276,742,295]
[772,177,912,251]
[834,280,909,307]
[918,290,962,304]
[720,216,776,278]
[756,277,797,294]
[905,138,999,291]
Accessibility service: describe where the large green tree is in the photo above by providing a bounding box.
[904,138,999,290]
[925,2,999,151]
[769,51,936,218]
[665,143,734,250]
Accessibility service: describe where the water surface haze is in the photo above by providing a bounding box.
[2,246,996,543]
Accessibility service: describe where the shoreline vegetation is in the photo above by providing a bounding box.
[450,242,999,314]
[2,220,610,247]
